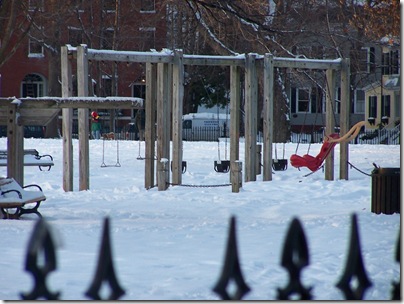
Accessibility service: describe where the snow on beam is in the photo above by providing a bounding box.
[273,57,342,70]
[183,54,246,66]
[85,49,247,66]
[70,46,344,70]
[0,97,144,109]
[86,49,173,63]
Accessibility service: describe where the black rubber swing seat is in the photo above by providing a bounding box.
[272,159,288,171]
[214,160,230,173]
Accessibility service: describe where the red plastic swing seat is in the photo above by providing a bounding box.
[290,133,340,172]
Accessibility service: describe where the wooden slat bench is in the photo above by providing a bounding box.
[0,177,46,219]
[0,149,54,171]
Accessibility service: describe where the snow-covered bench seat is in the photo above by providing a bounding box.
[0,149,54,171]
[0,177,46,219]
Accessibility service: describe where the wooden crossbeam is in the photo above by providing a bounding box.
[0,97,144,109]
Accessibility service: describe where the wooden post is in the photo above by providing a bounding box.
[7,102,24,185]
[61,46,74,191]
[256,144,262,175]
[77,45,90,190]
[230,65,240,185]
[244,53,258,182]
[157,158,169,190]
[145,62,157,189]
[340,58,350,180]
[325,68,336,181]
[171,50,184,185]
[231,161,242,193]
[157,62,170,191]
[263,54,273,181]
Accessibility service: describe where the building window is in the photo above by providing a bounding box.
[381,95,391,117]
[368,96,377,118]
[132,82,146,118]
[29,0,44,11]
[359,47,375,73]
[394,93,400,118]
[138,27,155,51]
[103,0,115,11]
[354,90,365,114]
[382,50,400,75]
[101,28,114,49]
[101,75,112,97]
[28,38,44,57]
[21,74,46,97]
[68,27,84,46]
[297,89,310,113]
[140,0,155,12]
[132,83,146,99]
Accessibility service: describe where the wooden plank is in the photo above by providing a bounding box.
[244,54,258,182]
[85,47,246,66]
[171,50,184,186]
[87,49,173,63]
[77,45,90,191]
[61,46,74,191]
[273,57,342,70]
[263,54,274,181]
[0,97,143,109]
[230,65,241,185]
[339,58,350,180]
[325,69,336,181]
[157,63,170,191]
[6,103,24,185]
[183,55,245,67]
[0,107,60,125]
[145,63,157,189]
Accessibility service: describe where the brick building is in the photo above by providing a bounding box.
[0,0,167,136]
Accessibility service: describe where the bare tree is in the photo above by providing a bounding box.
[163,0,399,141]
[0,1,34,68]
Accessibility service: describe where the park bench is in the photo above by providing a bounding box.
[0,177,46,219]
[0,149,54,171]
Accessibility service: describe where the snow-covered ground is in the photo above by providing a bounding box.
[0,137,400,300]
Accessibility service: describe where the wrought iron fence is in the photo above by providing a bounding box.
[12,213,400,300]
[182,126,230,141]
[290,129,400,145]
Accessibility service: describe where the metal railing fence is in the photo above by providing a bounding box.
[12,213,400,300]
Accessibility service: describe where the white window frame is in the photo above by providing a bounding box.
[21,74,46,97]
[28,37,44,58]
[359,47,376,73]
[296,88,311,113]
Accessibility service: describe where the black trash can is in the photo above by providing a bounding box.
[371,167,400,214]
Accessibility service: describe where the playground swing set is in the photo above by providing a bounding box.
[199,78,231,174]
[272,143,288,171]
[284,69,367,176]
[214,110,231,174]
[97,110,122,168]
[21,46,350,193]
[290,120,366,174]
